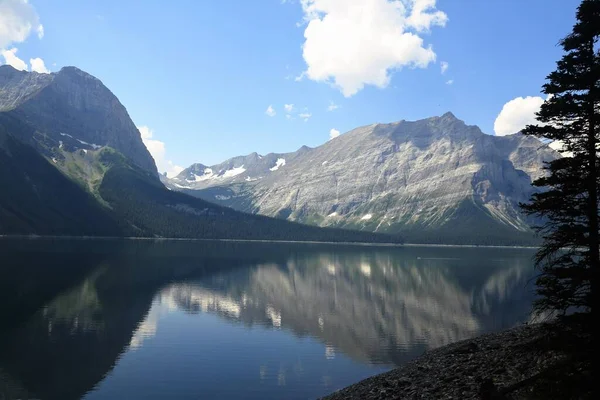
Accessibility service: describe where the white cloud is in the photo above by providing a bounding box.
[284,103,295,113]
[29,57,49,73]
[327,101,340,111]
[299,112,312,121]
[139,126,153,140]
[299,0,447,97]
[440,61,448,74]
[329,128,340,140]
[494,96,545,136]
[445,79,453,85]
[0,0,44,48]
[138,126,184,178]
[1,48,27,71]
[407,0,447,32]
[265,105,276,117]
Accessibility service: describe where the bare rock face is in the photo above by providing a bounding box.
[0,65,157,175]
[168,113,558,244]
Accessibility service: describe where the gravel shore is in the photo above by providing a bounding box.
[322,324,576,400]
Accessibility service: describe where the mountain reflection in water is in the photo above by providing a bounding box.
[0,239,535,400]
[159,251,533,366]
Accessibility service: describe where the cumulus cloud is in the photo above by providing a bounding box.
[0,0,44,48]
[284,103,294,113]
[494,96,545,136]
[446,79,453,85]
[265,105,276,117]
[138,126,183,178]
[299,0,447,97]
[440,61,448,74]
[1,48,27,71]
[299,112,312,121]
[327,101,340,111]
[30,57,49,73]
[329,128,340,140]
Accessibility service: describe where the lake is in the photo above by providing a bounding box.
[0,239,537,400]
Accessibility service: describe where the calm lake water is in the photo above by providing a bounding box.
[0,239,537,400]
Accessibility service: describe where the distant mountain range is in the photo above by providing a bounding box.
[166,113,558,245]
[0,65,557,245]
[0,65,398,244]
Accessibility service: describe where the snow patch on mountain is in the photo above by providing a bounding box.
[192,168,215,182]
[223,165,246,178]
[270,158,286,171]
[60,132,102,149]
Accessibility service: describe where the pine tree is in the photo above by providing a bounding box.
[522,0,599,324]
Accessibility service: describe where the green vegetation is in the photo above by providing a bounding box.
[513,1,597,397]
[522,0,597,325]
[0,129,123,236]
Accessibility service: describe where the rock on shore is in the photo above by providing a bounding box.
[322,324,569,400]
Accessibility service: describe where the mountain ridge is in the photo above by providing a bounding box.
[166,113,558,245]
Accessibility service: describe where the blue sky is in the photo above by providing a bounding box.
[1,0,581,175]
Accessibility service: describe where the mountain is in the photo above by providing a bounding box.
[0,124,123,236]
[167,113,558,245]
[0,65,156,174]
[0,65,400,243]
[0,123,400,243]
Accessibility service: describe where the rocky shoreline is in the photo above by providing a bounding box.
[322,323,578,399]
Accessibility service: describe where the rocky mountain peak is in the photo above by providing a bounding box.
[368,113,481,146]
[428,111,468,129]
[440,111,458,120]
[0,66,157,175]
[58,65,99,78]
[297,145,312,153]
[54,66,104,90]
[0,65,55,111]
